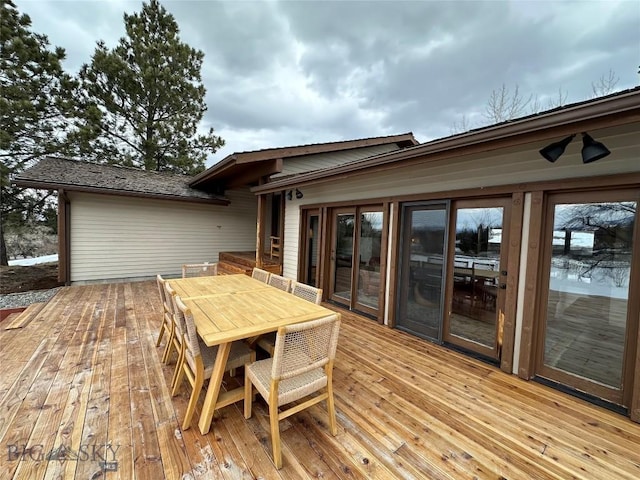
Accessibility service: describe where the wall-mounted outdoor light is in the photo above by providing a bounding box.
[286,189,303,200]
[539,132,610,163]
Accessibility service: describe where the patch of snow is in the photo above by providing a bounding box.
[8,254,58,266]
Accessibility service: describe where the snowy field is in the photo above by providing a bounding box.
[8,254,58,266]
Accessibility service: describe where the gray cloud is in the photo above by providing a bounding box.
[15,0,640,164]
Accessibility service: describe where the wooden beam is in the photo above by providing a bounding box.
[255,194,265,268]
[57,190,70,285]
[500,192,524,374]
[518,191,545,379]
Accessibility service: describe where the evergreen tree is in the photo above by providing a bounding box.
[75,0,223,174]
[0,0,76,265]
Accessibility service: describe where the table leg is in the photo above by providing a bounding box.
[198,342,231,434]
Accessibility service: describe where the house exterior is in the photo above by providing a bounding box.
[13,133,417,282]
[12,89,640,422]
[246,88,639,422]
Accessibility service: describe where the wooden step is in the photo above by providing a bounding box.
[218,251,281,275]
[219,251,259,269]
[218,261,251,275]
[3,302,46,330]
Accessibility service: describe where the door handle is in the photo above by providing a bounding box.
[499,283,507,289]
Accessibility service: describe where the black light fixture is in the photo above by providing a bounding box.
[539,132,610,164]
[581,133,611,164]
[286,189,303,200]
[539,134,575,163]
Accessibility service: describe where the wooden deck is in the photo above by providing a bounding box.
[1,281,639,479]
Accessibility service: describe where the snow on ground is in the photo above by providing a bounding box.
[8,254,58,266]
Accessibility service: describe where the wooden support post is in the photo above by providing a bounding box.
[256,194,265,268]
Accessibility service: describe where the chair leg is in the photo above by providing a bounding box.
[161,323,175,364]
[156,320,166,347]
[269,402,282,469]
[244,371,252,419]
[326,383,338,436]
[170,348,184,395]
[171,363,185,397]
[182,376,203,430]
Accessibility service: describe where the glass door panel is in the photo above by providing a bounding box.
[537,194,637,404]
[330,210,355,305]
[444,200,509,360]
[397,202,448,342]
[301,210,320,287]
[355,211,383,311]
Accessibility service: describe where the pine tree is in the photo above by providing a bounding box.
[0,0,76,265]
[75,0,224,174]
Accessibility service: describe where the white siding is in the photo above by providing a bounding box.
[272,144,400,178]
[282,204,300,280]
[69,190,257,282]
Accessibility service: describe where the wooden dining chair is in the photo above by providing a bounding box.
[161,281,179,364]
[182,262,218,278]
[244,314,341,469]
[173,295,256,430]
[291,282,323,304]
[257,282,323,356]
[165,283,186,390]
[251,267,271,283]
[155,274,172,349]
[267,273,291,292]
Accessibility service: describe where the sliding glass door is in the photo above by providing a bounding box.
[443,199,511,360]
[329,206,384,316]
[396,198,511,361]
[396,202,449,341]
[535,190,638,406]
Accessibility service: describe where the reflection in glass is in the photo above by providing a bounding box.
[357,212,383,308]
[543,201,635,388]
[449,207,503,347]
[334,213,354,300]
[306,215,319,287]
[397,204,447,341]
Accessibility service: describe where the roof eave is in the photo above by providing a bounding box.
[252,90,640,194]
[12,179,230,205]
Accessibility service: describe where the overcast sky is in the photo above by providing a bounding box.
[15,0,640,166]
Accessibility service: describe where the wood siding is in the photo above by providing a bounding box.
[68,190,257,282]
[272,144,400,179]
[282,127,639,284]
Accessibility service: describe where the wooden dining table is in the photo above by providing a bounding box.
[168,274,338,435]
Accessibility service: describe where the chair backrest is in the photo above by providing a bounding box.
[174,295,201,366]
[157,274,167,306]
[291,282,322,304]
[165,282,184,339]
[251,267,271,283]
[182,263,218,278]
[271,314,340,381]
[268,274,292,292]
[473,261,495,271]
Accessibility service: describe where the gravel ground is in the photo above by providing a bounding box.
[0,287,62,309]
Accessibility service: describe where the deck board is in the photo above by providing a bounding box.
[1,280,639,479]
